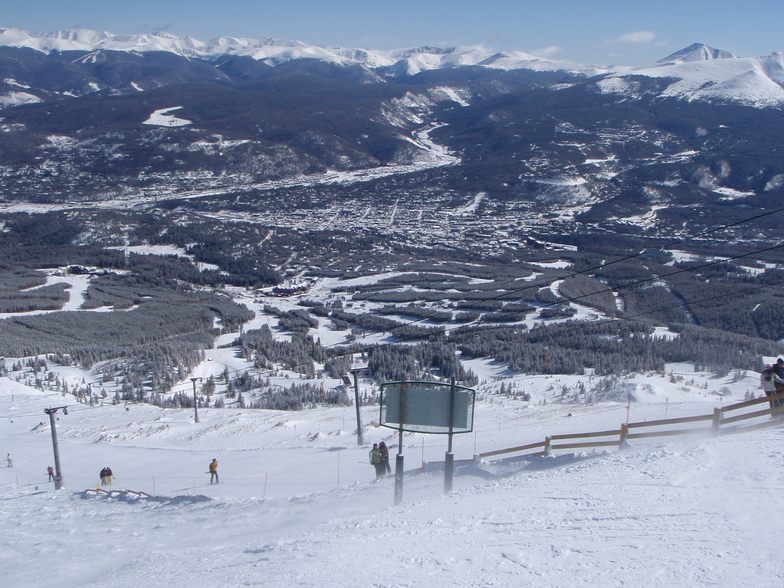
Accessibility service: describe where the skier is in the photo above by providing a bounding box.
[6,453,12,468]
[369,444,384,479]
[209,458,219,484]
[378,441,391,475]
[47,466,54,481]
[761,363,778,412]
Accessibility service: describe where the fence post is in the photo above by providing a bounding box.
[619,424,628,450]
[544,436,551,456]
[712,407,722,434]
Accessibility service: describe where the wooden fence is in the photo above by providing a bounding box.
[479,390,784,461]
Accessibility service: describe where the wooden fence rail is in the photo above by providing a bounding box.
[479,440,547,459]
[626,413,714,429]
[479,390,784,461]
[720,393,778,413]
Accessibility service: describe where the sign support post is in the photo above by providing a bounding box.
[394,381,406,505]
[444,378,456,493]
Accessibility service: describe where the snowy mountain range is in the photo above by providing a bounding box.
[0,27,612,77]
[1,28,784,105]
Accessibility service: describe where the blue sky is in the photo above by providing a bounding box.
[3,0,782,66]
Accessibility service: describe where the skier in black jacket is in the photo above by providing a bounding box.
[770,358,784,417]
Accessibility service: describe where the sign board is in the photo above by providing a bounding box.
[380,381,475,434]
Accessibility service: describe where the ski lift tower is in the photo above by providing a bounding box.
[343,368,365,446]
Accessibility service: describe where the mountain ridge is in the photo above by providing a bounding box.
[0,27,609,75]
[2,27,783,108]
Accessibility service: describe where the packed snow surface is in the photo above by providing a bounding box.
[2,363,783,587]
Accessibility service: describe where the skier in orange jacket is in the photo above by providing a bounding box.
[209,458,219,484]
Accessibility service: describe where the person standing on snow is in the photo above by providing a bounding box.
[369,444,384,479]
[6,453,12,467]
[771,358,784,417]
[378,441,391,475]
[47,466,54,481]
[209,458,219,484]
[761,363,778,411]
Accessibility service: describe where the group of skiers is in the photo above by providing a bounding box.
[760,357,784,417]
[93,461,219,486]
[6,457,223,487]
[99,466,113,486]
[369,441,391,479]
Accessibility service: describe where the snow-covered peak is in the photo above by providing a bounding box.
[598,47,784,107]
[0,27,209,55]
[478,50,614,76]
[0,27,111,52]
[656,43,736,65]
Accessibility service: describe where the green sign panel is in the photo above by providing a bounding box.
[380,381,475,434]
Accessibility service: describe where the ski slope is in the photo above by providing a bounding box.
[2,363,783,587]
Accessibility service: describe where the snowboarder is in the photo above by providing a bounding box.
[369,443,384,479]
[378,441,391,475]
[6,453,12,468]
[47,466,54,481]
[209,458,219,484]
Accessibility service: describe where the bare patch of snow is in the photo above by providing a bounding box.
[0,91,41,108]
[142,106,192,127]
